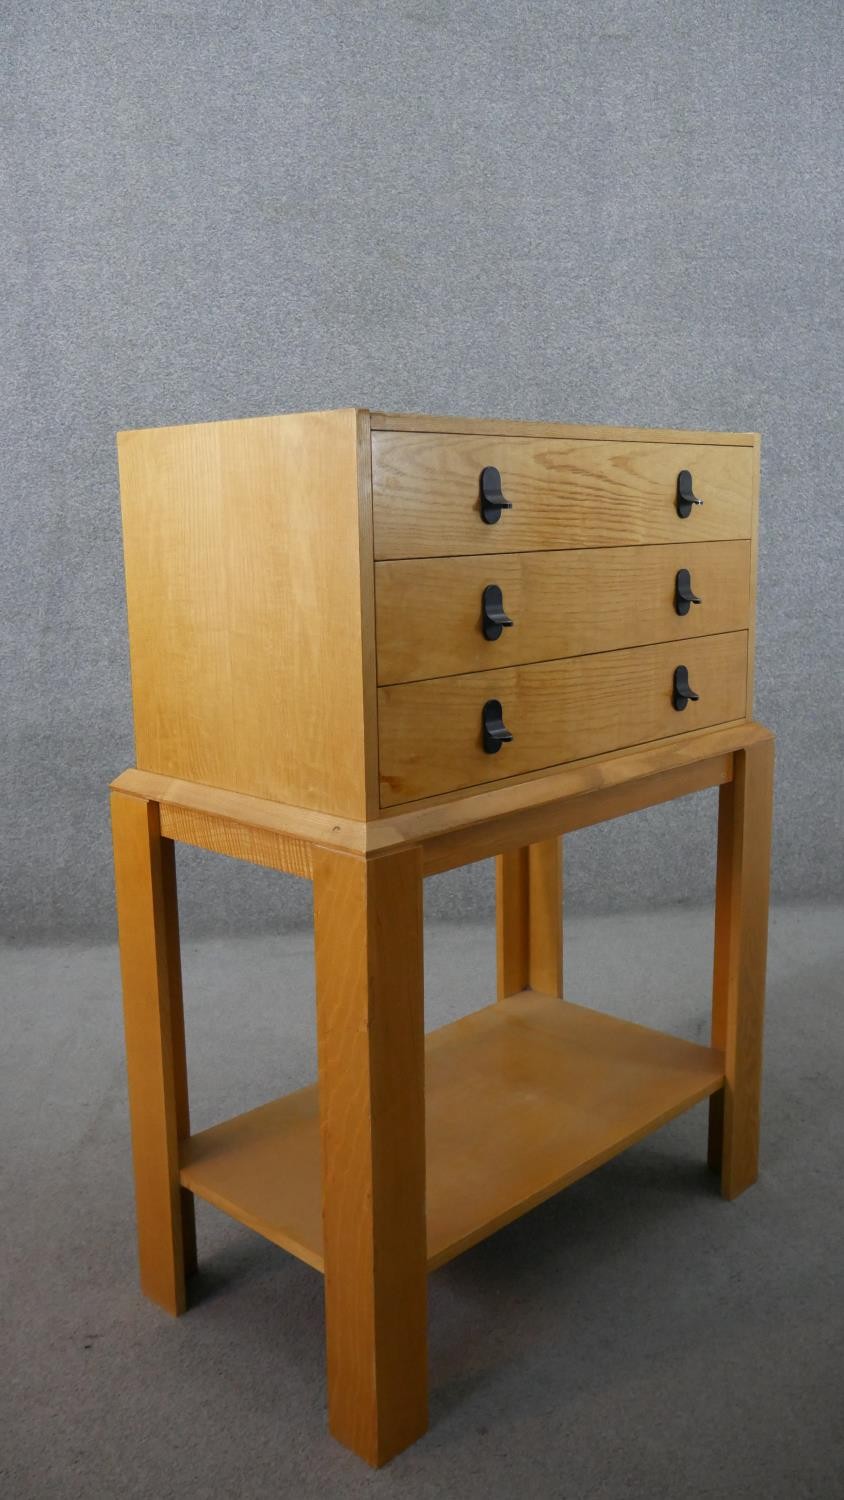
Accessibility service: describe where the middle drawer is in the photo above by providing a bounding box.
[375,540,750,685]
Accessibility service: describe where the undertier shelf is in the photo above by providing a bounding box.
[180,992,725,1273]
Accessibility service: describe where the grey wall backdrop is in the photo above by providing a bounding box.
[3,0,842,943]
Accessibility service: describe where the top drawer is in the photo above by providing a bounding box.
[372,432,754,559]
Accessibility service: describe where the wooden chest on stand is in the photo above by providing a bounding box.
[111,409,773,1465]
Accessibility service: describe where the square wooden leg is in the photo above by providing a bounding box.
[313,844,428,1467]
[708,738,775,1198]
[111,790,196,1313]
[496,837,563,999]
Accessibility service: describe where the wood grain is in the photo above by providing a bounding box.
[527,840,564,997]
[369,412,757,446]
[372,432,753,559]
[354,408,382,815]
[159,836,197,1277]
[422,757,732,875]
[496,847,531,998]
[159,803,312,878]
[313,845,428,1466]
[176,992,724,1275]
[110,790,192,1314]
[114,724,769,870]
[180,1085,322,1269]
[110,402,770,1472]
[115,409,760,825]
[423,992,723,1266]
[375,541,751,684]
[117,408,377,819]
[378,632,749,805]
[708,736,775,1197]
[111,768,370,859]
[496,840,563,999]
[374,722,770,857]
[745,434,762,716]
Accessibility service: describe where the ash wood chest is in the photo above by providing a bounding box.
[117,408,758,816]
[112,408,772,1468]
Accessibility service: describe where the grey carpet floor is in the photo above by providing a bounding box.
[2,902,843,1499]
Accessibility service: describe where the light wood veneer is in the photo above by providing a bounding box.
[371,431,753,558]
[180,991,725,1274]
[117,409,759,815]
[375,540,750,684]
[112,407,772,1469]
[379,631,748,804]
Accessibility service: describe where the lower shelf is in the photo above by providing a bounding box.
[180,992,724,1273]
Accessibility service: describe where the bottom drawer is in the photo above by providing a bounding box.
[378,631,748,806]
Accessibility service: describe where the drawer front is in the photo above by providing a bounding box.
[378,632,748,806]
[375,540,750,685]
[372,433,753,559]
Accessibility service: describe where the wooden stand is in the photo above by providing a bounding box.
[111,721,773,1467]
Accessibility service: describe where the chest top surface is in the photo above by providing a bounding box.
[117,408,759,820]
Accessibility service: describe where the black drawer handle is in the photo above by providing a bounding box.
[675,568,702,616]
[672,665,700,711]
[482,698,513,753]
[676,470,704,519]
[481,584,514,641]
[480,466,512,525]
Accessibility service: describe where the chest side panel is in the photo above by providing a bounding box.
[118,408,373,818]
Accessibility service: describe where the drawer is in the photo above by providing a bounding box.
[375,540,751,685]
[378,631,748,806]
[372,432,753,559]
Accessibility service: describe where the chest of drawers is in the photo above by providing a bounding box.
[117,408,759,816]
[112,407,771,1468]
